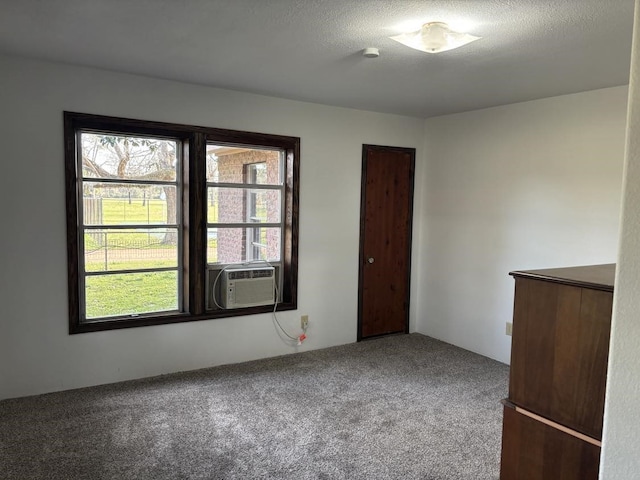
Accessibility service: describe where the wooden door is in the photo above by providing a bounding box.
[358,145,415,340]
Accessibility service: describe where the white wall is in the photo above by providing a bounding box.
[600,0,640,477]
[416,87,628,363]
[0,54,425,400]
[0,51,629,403]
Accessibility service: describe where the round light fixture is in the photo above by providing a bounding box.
[362,47,380,58]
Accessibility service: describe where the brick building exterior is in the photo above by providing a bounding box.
[212,149,281,264]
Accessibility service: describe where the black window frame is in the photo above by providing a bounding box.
[244,162,269,261]
[65,112,299,334]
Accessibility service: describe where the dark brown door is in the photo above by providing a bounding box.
[358,145,415,340]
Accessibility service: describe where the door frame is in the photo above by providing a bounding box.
[357,144,416,341]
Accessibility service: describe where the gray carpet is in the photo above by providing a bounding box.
[0,333,509,480]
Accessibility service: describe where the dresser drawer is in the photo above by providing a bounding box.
[500,402,600,480]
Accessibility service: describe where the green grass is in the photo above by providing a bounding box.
[84,197,222,317]
[86,258,177,272]
[85,270,178,319]
[89,198,174,247]
[85,198,175,317]
[84,232,174,251]
[102,198,167,224]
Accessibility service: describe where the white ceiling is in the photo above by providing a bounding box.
[0,0,634,118]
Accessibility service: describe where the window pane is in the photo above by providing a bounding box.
[85,271,178,319]
[206,145,282,184]
[84,229,178,272]
[207,187,281,224]
[207,227,281,264]
[81,133,177,182]
[82,183,177,225]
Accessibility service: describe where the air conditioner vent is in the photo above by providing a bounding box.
[227,269,274,281]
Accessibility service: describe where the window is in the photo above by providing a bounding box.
[65,112,299,333]
[79,133,181,319]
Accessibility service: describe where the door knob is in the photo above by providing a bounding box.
[367,257,375,264]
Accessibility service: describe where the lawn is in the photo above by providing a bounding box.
[86,270,178,318]
[102,197,167,225]
[84,197,220,318]
[83,197,232,318]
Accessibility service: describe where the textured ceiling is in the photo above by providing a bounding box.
[0,0,634,118]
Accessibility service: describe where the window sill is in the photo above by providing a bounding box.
[70,302,297,334]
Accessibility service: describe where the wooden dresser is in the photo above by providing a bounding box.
[499,264,615,480]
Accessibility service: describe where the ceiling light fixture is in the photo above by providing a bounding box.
[390,22,481,54]
[362,47,380,58]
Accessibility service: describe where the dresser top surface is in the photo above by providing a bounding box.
[510,264,615,292]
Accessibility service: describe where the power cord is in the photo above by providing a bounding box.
[271,283,297,341]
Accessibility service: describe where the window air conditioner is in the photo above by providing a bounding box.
[220,266,275,309]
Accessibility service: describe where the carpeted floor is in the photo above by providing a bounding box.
[0,333,509,480]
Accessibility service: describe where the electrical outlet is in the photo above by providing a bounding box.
[506,322,513,336]
[301,315,309,330]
